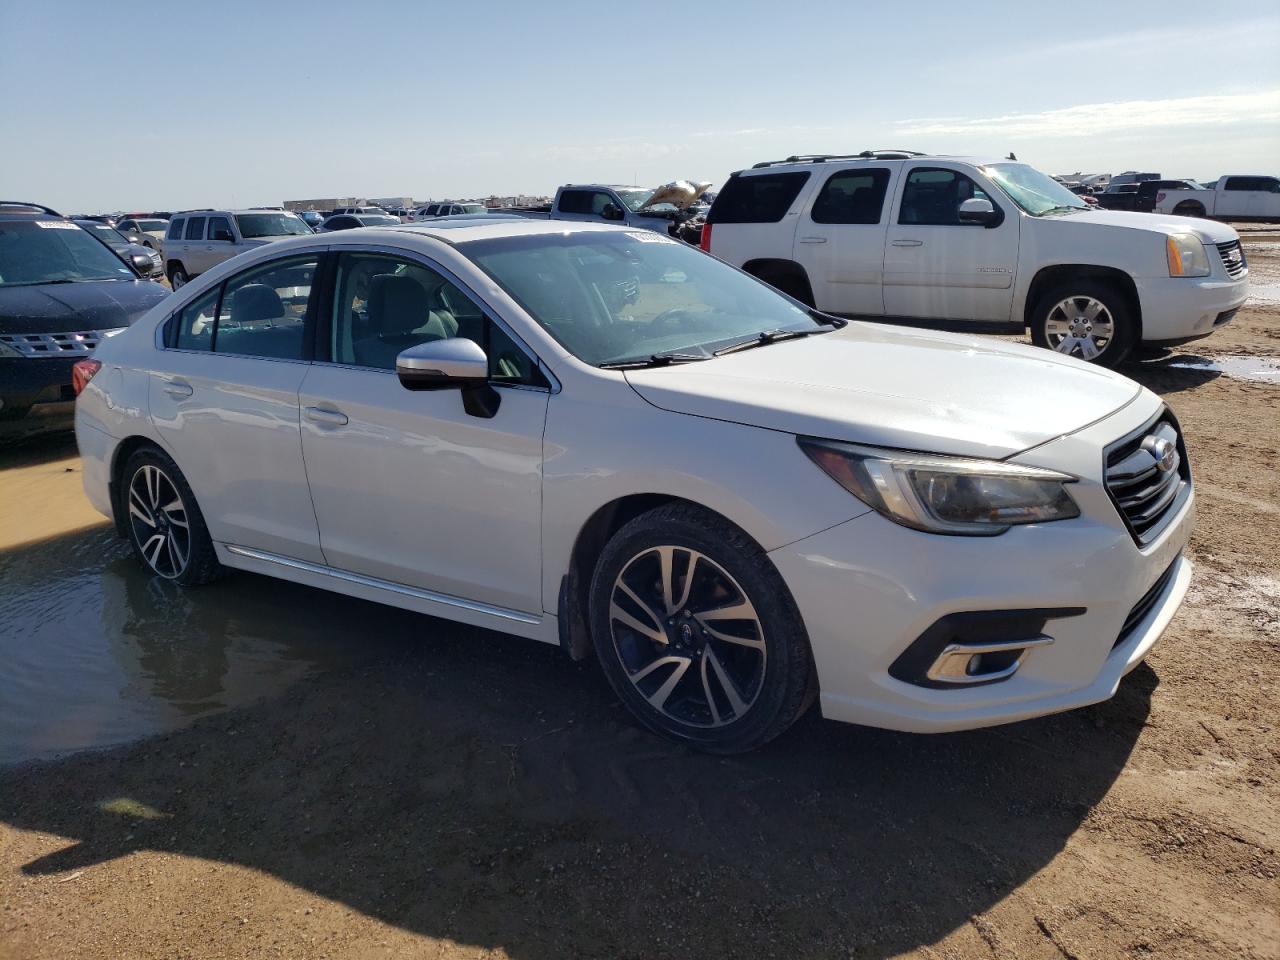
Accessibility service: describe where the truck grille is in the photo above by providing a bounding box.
[1113,559,1178,649]
[1216,240,1247,278]
[0,328,123,358]
[1104,414,1191,545]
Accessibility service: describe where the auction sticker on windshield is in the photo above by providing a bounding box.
[34,221,79,229]
[626,232,677,244]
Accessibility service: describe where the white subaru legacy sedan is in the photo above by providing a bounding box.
[73,220,1194,752]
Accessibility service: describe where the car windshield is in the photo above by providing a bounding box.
[0,220,136,286]
[983,163,1089,216]
[460,204,484,213]
[465,231,825,366]
[616,189,654,212]
[82,223,128,248]
[135,219,167,231]
[235,213,312,238]
[356,215,399,226]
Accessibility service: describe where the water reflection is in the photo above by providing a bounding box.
[0,526,405,764]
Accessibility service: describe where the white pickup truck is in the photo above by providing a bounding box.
[1152,175,1280,221]
[702,151,1249,367]
[511,182,710,239]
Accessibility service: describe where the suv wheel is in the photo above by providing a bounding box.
[589,504,815,753]
[122,447,223,586]
[1173,200,1206,217]
[1030,280,1135,368]
[168,263,190,289]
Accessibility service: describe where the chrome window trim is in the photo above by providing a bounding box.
[223,543,542,625]
[319,242,560,394]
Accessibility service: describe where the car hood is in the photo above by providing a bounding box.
[0,280,169,334]
[624,323,1142,459]
[1060,207,1238,243]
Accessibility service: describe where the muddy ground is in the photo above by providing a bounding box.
[1,237,1278,959]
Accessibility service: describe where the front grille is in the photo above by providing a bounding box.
[0,329,123,358]
[1216,240,1247,278]
[1104,413,1191,545]
[1114,559,1178,649]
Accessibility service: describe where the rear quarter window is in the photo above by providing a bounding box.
[167,218,185,240]
[707,172,811,224]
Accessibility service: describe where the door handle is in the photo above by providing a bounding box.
[891,239,924,247]
[797,236,828,244]
[304,406,348,426]
[162,379,193,399]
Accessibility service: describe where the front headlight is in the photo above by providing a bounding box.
[1166,233,1210,277]
[798,438,1080,536]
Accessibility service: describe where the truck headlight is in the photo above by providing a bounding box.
[799,438,1080,536]
[1166,233,1210,278]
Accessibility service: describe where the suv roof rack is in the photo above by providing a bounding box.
[174,208,215,214]
[0,200,63,216]
[750,150,928,169]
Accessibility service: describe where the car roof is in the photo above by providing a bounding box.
[0,201,63,220]
[172,209,302,217]
[739,154,1003,175]
[325,219,638,246]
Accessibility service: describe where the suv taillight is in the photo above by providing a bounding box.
[699,222,712,252]
[71,358,101,396]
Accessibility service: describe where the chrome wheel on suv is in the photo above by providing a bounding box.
[1030,280,1135,369]
[168,264,189,289]
[608,545,767,729]
[1043,295,1115,361]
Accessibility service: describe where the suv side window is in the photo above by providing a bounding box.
[207,216,233,241]
[811,168,891,224]
[328,252,546,386]
[184,216,207,241]
[167,218,186,240]
[898,168,993,226]
[707,172,811,224]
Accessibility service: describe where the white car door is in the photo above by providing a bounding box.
[297,249,549,615]
[883,164,1021,322]
[791,166,893,315]
[1216,178,1257,219]
[149,253,324,562]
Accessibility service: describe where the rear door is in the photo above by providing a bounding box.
[882,164,1020,322]
[150,252,323,561]
[181,215,209,273]
[1256,177,1280,219]
[792,166,892,315]
[163,216,187,265]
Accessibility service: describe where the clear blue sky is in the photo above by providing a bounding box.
[2,0,1277,212]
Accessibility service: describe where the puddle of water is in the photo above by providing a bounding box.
[1166,354,1280,383]
[0,527,423,765]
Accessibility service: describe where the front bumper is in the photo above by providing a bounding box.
[1135,274,1248,343]
[769,400,1195,733]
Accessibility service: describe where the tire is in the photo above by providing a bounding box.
[121,446,223,586]
[588,503,815,753]
[1173,201,1205,218]
[167,263,189,289]
[1030,279,1136,369]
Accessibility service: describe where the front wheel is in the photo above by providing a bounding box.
[123,447,223,586]
[588,504,815,753]
[1030,280,1135,368]
[1173,201,1206,217]
[167,263,189,289]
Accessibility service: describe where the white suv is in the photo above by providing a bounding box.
[703,151,1249,367]
[163,209,312,288]
[73,220,1193,752]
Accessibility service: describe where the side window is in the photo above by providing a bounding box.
[1223,177,1250,191]
[898,168,992,226]
[170,285,219,351]
[558,190,592,215]
[184,216,207,240]
[811,168,891,224]
[328,252,545,386]
[207,216,233,241]
[211,255,318,360]
[590,192,616,215]
[707,172,811,224]
[167,218,185,240]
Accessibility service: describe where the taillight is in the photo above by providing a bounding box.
[699,222,712,252]
[1156,191,1166,203]
[71,358,101,397]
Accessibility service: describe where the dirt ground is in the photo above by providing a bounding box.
[1,237,1278,959]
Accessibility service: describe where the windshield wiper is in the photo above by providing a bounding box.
[714,328,821,357]
[808,309,847,327]
[599,352,708,370]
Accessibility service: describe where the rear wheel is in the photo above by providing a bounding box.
[589,504,815,753]
[1173,201,1206,217]
[1030,280,1136,368]
[123,447,223,586]
[167,263,189,289]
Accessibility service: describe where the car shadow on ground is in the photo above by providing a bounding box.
[0,527,1155,958]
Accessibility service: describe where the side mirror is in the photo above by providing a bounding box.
[600,202,624,221]
[212,229,235,242]
[958,197,999,226]
[129,252,155,275]
[396,338,501,418]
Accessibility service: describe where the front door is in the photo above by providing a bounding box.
[792,166,892,315]
[882,165,1021,322]
[298,250,550,615]
[149,253,323,561]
